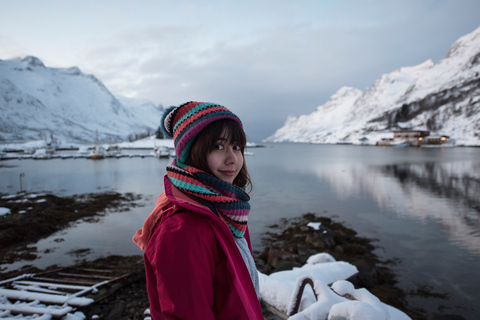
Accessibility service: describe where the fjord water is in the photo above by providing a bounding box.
[1,143,479,317]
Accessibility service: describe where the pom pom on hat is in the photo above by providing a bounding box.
[160,106,177,139]
[165,101,243,165]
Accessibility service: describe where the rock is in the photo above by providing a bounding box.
[334,245,344,254]
[106,301,125,319]
[316,225,336,248]
[352,259,378,288]
[267,248,298,269]
[274,260,302,272]
[284,243,298,253]
[297,246,317,264]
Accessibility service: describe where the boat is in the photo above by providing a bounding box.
[154,146,170,158]
[376,138,393,146]
[419,135,455,148]
[23,148,36,155]
[76,146,90,158]
[90,145,106,159]
[359,137,370,145]
[106,144,122,157]
[90,131,106,159]
[390,139,411,147]
[32,144,55,160]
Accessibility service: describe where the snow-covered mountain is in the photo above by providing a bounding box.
[266,27,480,146]
[0,56,164,143]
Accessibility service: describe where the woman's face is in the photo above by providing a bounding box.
[206,133,244,184]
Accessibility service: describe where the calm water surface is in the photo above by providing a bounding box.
[1,144,479,318]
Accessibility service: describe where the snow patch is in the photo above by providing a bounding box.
[0,207,11,216]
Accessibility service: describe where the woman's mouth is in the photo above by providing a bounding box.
[220,170,235,177]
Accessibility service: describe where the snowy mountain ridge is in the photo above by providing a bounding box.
[0,56,164,143]
[266,27,480,146]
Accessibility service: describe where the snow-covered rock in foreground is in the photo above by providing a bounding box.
[260,253,411,320]
[0,207,11,216]
[0,56,164,143]
[266,27,480,146]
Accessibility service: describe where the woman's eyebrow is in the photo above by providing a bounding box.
[216,138,241,146]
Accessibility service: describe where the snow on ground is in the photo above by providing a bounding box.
[0,207,11,216]
[260,252,411,320]
[307,222,321,230]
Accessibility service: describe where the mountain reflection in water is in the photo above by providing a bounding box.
[378,162,480,254]
[301,157,480,256]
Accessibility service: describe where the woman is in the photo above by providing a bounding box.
[133,101,263,319]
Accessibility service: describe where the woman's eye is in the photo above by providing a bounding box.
[233,145,241,151]
[214,144,224,150]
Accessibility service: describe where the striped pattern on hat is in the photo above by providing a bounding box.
[163,101,243,165]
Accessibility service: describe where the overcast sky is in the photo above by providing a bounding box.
[1,0,479,141]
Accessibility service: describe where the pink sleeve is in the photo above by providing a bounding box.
[132,193,172,250]
[146,212,218,319]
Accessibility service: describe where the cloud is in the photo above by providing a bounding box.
[79,12,479,140]
[5,0,476,140]
[0,34,29,60]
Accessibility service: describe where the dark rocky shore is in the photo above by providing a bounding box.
[0,192,463,320]
[0,191,142,265]
[0,191,150,319]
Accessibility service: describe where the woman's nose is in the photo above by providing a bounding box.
[225,148,237,164]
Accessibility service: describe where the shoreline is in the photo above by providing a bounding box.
[0,191,460,319]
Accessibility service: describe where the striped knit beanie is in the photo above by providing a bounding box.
[162,101,243,166]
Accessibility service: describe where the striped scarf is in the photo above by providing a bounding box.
[166,159,250,238]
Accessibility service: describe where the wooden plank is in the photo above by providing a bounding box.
[65,280,109,302]
[81,268,114,274]
[0,288,94,306]
[12,284,64,295]
[30,276,97,286]
[56,272,113,280]
[0,274,34,286]
[14,280,90,291]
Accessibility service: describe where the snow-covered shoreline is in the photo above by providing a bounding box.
[0,136,267,152]
[0,136,174,152]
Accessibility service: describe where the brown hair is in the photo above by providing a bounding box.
[186,119,252,191]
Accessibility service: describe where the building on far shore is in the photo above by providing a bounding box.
[393,130,430,147]
[393,130,430,140]
[377,130,430,146]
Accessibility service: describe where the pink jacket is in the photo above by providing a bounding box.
[136,176,263,320]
